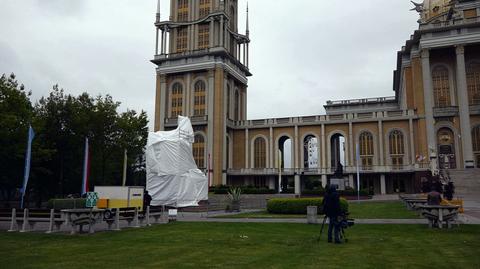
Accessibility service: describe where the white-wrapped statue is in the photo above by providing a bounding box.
[146,116,208,207]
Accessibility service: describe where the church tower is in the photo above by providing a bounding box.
[152,0,251,186]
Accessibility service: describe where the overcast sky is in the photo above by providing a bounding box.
[0,0,419,129]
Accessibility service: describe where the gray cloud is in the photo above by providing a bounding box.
[34,0,87,16]
[0,0,420,128]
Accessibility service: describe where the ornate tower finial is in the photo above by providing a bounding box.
[246,2,249,37]
[156,0,161,23]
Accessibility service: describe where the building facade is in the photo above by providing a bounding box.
[152,0,480,194]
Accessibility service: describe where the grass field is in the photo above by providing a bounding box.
[1,222,479,269]
[217,201,420,219]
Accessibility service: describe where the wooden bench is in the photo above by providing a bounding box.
[419,205,460,229]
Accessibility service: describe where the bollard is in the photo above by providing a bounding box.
[20,208,29,233]
[114,210,121,231]
[307,206,318,224]
[133,208,140,228]
[46,209,55,234]
[8,208,17,232]
[146,206,151,226]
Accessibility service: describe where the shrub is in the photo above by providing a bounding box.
[267,198,348,215]
[47,199,86,210]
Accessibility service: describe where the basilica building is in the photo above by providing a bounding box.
[152,0,480,195]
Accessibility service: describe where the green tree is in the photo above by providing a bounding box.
[0,74,33,205]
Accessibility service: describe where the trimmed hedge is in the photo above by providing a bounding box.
[47,199,86,210]
[267,198,348,215]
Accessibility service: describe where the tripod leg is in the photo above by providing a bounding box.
[319,216,327,241]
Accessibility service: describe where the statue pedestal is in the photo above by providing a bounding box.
[330,178,346,191]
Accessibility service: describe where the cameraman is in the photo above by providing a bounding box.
[323,185,342,244]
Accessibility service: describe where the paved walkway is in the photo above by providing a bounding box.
[2,195,480,234]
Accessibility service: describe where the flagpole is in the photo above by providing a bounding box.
[122,149,128,186]
[20,125,35,209]
[81,137,90,196]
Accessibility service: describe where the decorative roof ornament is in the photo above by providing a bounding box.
[246,2,249,37]
[411,0,459,23]
[410,1,424,13]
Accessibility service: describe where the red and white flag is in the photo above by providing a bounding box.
[81,137,90,195]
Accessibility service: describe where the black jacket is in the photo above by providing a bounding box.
[323,188,341,217]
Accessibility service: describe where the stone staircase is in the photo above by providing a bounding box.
[448,169,480,196]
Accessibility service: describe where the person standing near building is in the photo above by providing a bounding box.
[323,186,342,244]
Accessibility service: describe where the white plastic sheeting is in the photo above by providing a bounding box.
[146,116,208,207]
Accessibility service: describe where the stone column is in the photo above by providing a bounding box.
[163,28,168,54]
[378,119,384,168]
[455,45,475,168]
[186,74,191,116]
[321,124,326,174]
[294,125,299,169]
[421,49,437,159]
[209,19,214,47]
[155,28,159,55]
[246,43,250,68]
[409,118,415,165]
[380,174,386,195]
[207,70,215,183]
[348,121,353,167]
[294,174,301,195]
[270,127,274,168]
[245,128,249,169]
[159,75,170,131]
[220,17,224,47]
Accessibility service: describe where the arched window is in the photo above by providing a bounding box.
[389,130,405,169]
[432,66,451,107]
[359,131,374,170]
[199,0,211,18]
[170,82,183,117]
[193,134,205,169]
[466,62,480,105]
[473,126,480,168]
[234,90,240,121]
[254,137,267,168]
[177,0,189,21]
[194,81,206,116]
[226,85,231,119]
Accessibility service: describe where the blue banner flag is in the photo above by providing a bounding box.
[20,125,35,209]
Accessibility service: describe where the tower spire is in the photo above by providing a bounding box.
[156,0,161,22]
[246,2,249,37]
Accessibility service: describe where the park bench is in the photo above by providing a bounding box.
[147,206,168,225]
[404,198,428,210]
[104,207,146,231]
[419,205,460,229]
[62,208,104,234]
[1,208,65,233]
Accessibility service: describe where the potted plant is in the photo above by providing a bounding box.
[227,187,242,212]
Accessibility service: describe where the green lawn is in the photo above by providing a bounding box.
[217,201,420,219]
[1,223,479,269]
